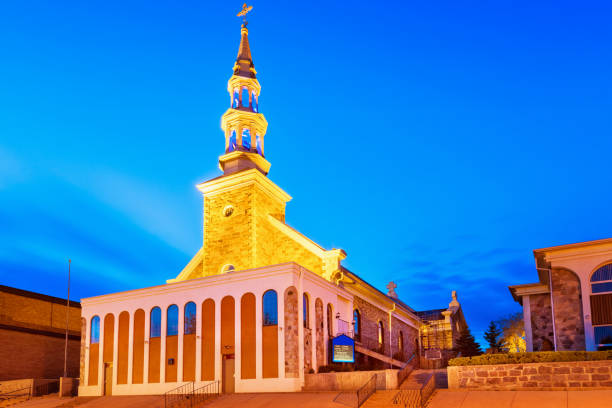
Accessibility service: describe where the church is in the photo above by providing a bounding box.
[77,16,463,397]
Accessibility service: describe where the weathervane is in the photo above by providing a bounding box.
[237,3,253,25]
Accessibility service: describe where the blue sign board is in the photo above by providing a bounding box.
[332,334,355,363]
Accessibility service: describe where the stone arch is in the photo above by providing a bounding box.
[551,267,585,350]
[284,286,298,377]
[315,298,324,369]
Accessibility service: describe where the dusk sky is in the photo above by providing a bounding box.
[1,1,610,345]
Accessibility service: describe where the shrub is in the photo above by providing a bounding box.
[317,364,354,373]
[448,350,612,366]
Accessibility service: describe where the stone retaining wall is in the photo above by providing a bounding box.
[303,369,398,391]
[448,360,612,390]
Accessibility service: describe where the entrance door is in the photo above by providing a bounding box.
[222,356,235,393]
[104,363,113,396]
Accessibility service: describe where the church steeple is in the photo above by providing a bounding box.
[219,7,270,176]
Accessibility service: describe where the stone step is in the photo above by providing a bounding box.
[361,390,398,408]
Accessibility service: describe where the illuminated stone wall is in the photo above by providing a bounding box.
[551,268,586,351]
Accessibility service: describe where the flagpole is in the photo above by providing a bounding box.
[63,259,71,378]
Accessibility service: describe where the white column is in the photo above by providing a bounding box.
[98,316,105,395]
[178,305,185,383]
[144,310,150,384]
[214,298,222,382]
[234,295,242,386]
[84,316,90,387]
[297,273,304,380]
[277,287,285,379]
[195,301,202,383]
[523,296,533,352]
[323,303,328,366]
[112,315,119,388]
[580,274,596,351]
[255,291,263,379]
[310,297,316,373]
[160,307,167,383]
[127,311,134,385]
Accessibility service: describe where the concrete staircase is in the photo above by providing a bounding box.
[362,369,447,408]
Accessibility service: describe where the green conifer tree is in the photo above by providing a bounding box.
[454,327,483,357]
[483,320,503,352]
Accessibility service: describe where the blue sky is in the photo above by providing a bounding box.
[0,1,610,345]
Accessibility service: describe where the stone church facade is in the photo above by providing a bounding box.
[76,19,454,397]
[510,238,612,352]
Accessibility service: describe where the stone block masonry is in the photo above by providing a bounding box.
[448,360,612,390]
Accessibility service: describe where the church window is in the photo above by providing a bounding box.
[242,128,251,150]
[262,290,278,326]
[90,316,100,344]
[327,304,333,337]
[223,205,234,217]
[256,134,262,155]
[221,264,235,273]
[398,331,404,355]
[229,130,237,152]
[378,321,384,350]
[233,89,240,108]
[252,91,258,112]
[184,302,196,335]
[595,326,612,350]
[303,293,310,328]
[150,307,161,338]
[167,305,178,336]
[241,87,250,108]
[591,264,612,294]
[353,309,361,340]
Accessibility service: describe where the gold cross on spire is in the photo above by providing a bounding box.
[237,3,253,25]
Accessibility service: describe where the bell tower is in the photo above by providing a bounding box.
[219,15,270,176]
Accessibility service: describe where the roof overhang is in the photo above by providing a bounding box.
[508,282,550,305]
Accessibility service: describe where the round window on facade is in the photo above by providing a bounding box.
[223,205,234,217]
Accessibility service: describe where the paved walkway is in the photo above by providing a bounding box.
[428,390,612,408]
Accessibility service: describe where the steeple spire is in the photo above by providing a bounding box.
[219,6,270,176]
[233,25,256,79]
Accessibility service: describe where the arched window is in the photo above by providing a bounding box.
[252,91,258,113]
[242,128,251,150]
[184,302,196,335]
[591,263,612,350]
[591,264,612,293]
[353,309,361,340]
[241,87,250,108]
[90,316,100,344]
[327,304,333,337]
[150,307,161,338]
[229,130,237,152]
[303,293,309,328]
[221,264,235,273]
[377,321,384,350]
[256,134,263,156]
[398,331,404,355]
[263,290,278,326]
[167,305,178,336]
[233,89,240,108]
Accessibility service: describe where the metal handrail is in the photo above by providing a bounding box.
[33,380,59,397]
[0,386,32,401]
[392,370,436,408]
[164,382,194,408]
[397,353,417,387]
[192,381,220,406]
[356,374,377,408]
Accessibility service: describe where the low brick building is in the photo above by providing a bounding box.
[0,285,81,381]
[509,238,612,352]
